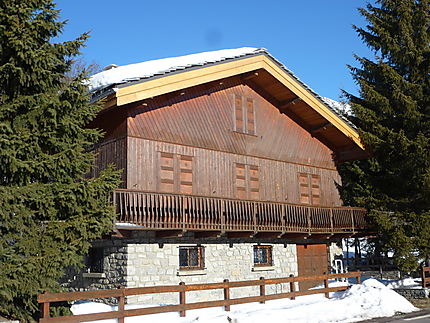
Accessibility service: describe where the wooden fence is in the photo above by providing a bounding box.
[38,272,361,323]
[421,266,430,288]
[113,189,367,235]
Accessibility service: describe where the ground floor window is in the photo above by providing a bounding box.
[87,247,104,273]
[253,245,273,266]
[179,246,204,270]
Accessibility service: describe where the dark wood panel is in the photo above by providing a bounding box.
[91,138,127,188]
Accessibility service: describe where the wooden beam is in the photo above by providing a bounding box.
[226,231,254,238]
[279,97,302,110]
[242,72,259,81]
[283,233,310,240]
[309,233,332,240]
[254,232,283,239]
[310,122,333,135]
[194,231,223,238]
[156,230,184,238]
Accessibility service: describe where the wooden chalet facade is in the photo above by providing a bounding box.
[73,48,368,298]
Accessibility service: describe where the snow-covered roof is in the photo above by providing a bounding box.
[89,48,353,126]
[89,47,265,93]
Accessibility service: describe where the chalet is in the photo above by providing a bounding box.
[69,47,368,304]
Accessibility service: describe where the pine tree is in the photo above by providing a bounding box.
[339,0,430,272]
[0,1,120,321]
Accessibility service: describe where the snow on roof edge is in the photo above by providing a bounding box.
[89,47,265,93]
[89,47,356,130]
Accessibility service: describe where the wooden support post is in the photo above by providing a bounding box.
[324,273,329,298]
[179,282,186,317]
[118,287,125,323]
[259,277,266,304]
[289,274,296,300]
[223,279,230,311]
[40,299,50,319]
[355,273,361,285]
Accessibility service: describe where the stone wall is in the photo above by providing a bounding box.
[125,237,298,304]
[394,288,429,299]
[63,239,128,303]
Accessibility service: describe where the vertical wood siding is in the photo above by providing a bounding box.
[127,137,343,206]
[91,138,127,188]
[127,78,336,170]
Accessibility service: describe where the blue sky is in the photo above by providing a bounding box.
[56,0,373,100]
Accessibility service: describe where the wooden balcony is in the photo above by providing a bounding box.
[113,189,367,239]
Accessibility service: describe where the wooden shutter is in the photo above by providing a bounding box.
[235,163,247,199]
[160,152,174,192]
[246,99,255,135]
[249,165,259,200]
[299,173,310,204]
[234,95,244,132]
[310,175,320,205]
[179,155,193,194]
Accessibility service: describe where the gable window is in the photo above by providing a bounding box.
[159,152,193,194]
[234,95,256,135]
[298,173,321,205]
[253,245,273,267]
[179,246,204,270]
[235,163,259,200]
[87,247,104,273]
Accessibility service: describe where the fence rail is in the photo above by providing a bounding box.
[38,272,361,323]
[113,189,367,235]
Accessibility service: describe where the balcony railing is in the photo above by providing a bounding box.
[113,189,367,236]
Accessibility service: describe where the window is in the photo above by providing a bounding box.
[235,163,259,199]
[179,246,204,270]
[299,173,321,205]
[87,247,104,273]
[159,153,193,194]
[253,245,273,267]
[234,95,256,135]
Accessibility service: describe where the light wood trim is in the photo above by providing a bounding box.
[102,55,363,150]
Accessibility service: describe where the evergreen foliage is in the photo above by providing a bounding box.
[339,0,430,272]
[0,1,120,321]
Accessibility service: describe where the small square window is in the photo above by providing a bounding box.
[87,247,104,273]
[253,245,273,267]
[179,246,204,270]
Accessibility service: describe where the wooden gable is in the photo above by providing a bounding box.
[97,53,366,162]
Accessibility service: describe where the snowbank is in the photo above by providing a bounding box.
[385,277,422,289]
[70,278,416,323]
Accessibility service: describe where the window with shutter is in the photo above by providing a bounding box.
[233,95,256,135]
[311,175,321,205]
[235,163,259,200]
[298,173,321,205]
[159,153,193,194]
[160,153,175,193]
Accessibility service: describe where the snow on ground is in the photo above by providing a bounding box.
[71,278,417,323]
[384,277,423,289]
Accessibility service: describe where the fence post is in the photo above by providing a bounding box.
[40,297,50,319]
[223,279,230,311]
[323,272,329,298]
[179,282,186,317]
[355,272,361,285]
[259,277,266,304]
[421,266,426,288]
[289,274,296,300]
[118,287,125,323]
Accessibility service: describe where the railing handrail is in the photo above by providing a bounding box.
[114,188,367,211]
[38,272,361,322]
